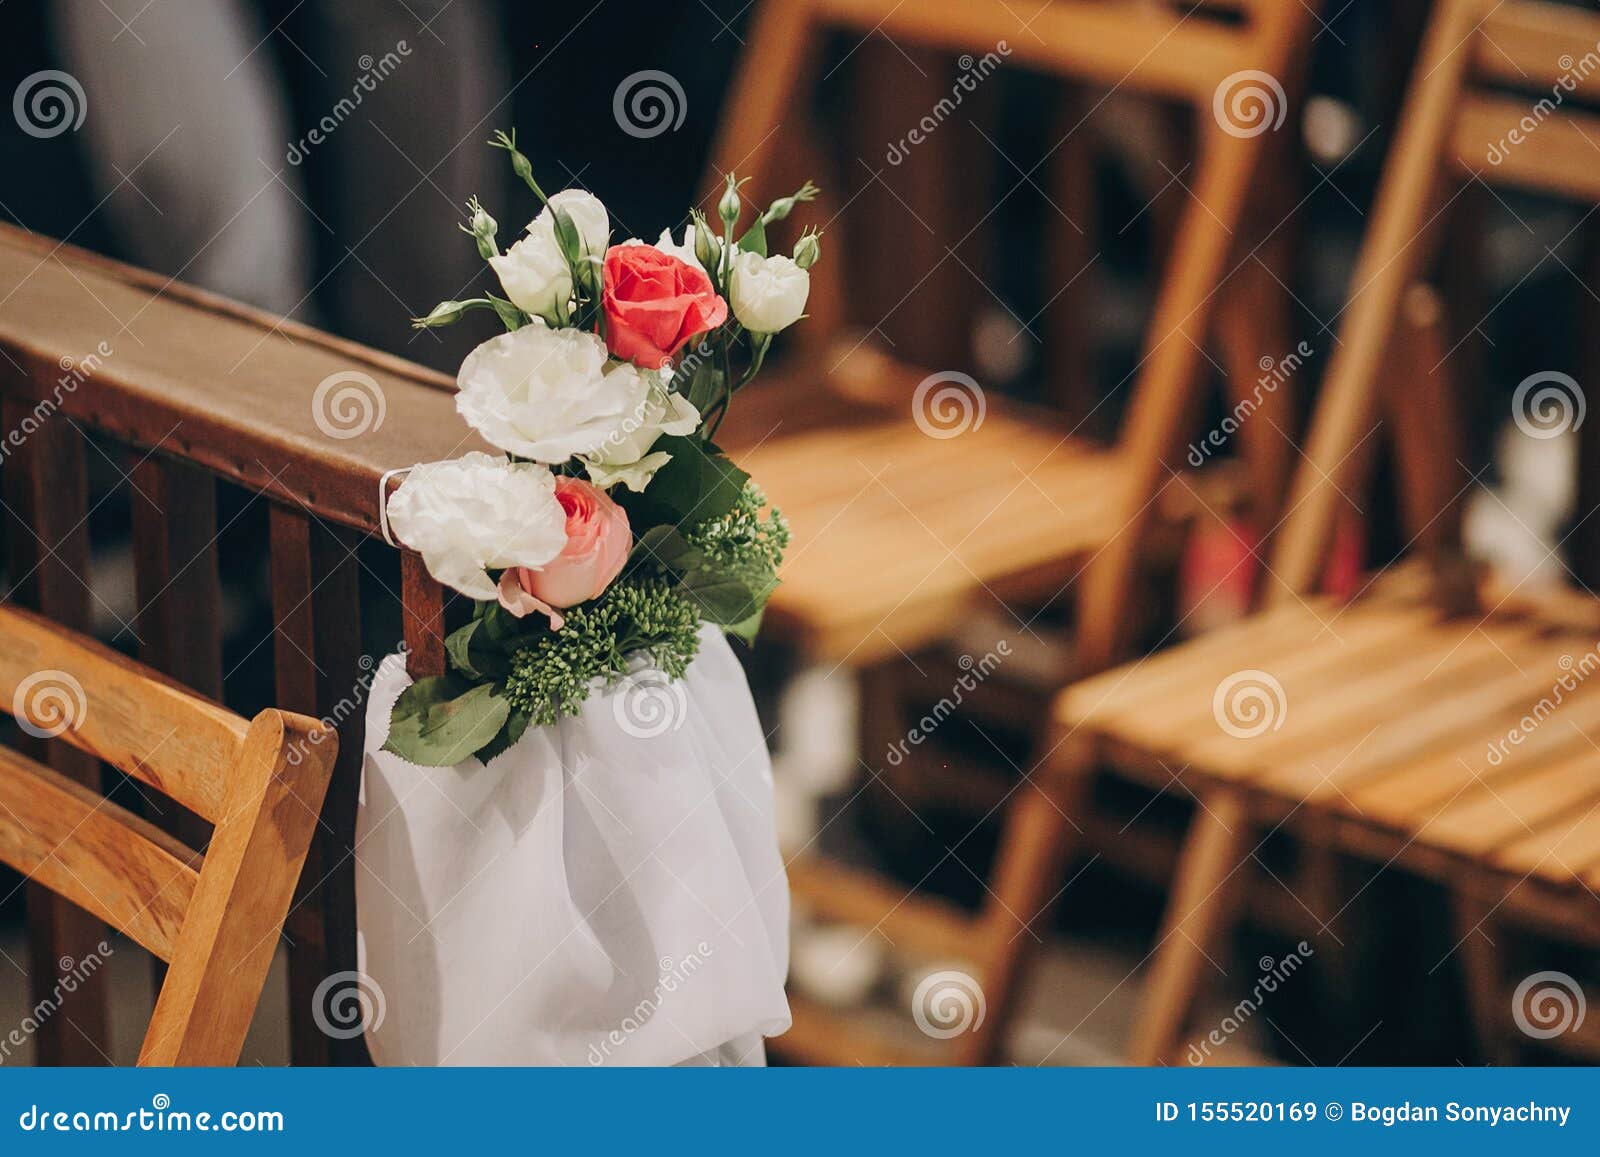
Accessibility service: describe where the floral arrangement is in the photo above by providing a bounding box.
[382,130,818,766]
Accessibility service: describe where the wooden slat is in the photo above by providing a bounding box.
[809,0,1255,100]
[1265,636,1586,798]
[0,745,198,960]
[270,505,370,1065]
[1085,602,1446,750]
[1498,799,1600,883]
[401,550,448,679]
[1475,2,1600,92]
[0,224,475,537]
[1184,618,1541,775]
[2,406,111,1064]
[1450,94,1600,201]
[129,454,225,841]
[0,604,242,821]
[130,456,224,700]
[1060,600,1330,725]
[1420,750,1600,857]
[1343,679,1600,817]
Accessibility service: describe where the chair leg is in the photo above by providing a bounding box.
[1129,790,1252,1065]
[952,743,1093,1066]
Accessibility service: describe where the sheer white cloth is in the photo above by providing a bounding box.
[356,626,790,1066]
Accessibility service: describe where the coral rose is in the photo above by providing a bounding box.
[601,244,727,369]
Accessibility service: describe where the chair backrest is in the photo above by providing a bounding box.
[710,0,1319,671]
[0,604,336,1065]
[1266,0,1600,603]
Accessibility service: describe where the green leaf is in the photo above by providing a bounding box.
[487,293,526,332]
[680,355,724,413]
[383,679,511,767]
[723,605,767,645]
[446,603,549,681]
[477,707,532,763]
[736,214,767,257]
[616,438,749,531]
[629,525,773,627]
[677,567,760,625]
[551,207,582,267]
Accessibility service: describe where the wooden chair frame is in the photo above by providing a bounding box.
[0,604,335,1065]
[708,0,1319,1063]
[1051,0,1600,1065]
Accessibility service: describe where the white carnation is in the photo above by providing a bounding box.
[456,323,645,461]
[728,250,809,333]
[386,452,567,601]
[579,363,701,491]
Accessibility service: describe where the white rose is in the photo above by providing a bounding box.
[456,323,643,461]
[488,229,571,319]
[386,452,567,600]
[616,228,701,271]
[652,226,703,270]
[529,189,610,259]
[729,250,809,333]
[579,363,701,491]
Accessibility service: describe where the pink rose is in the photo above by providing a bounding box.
[600,243,727,369]
[498,476,631,629]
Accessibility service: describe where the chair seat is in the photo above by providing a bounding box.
[1058,570,1600,894]
[719,347,1144,663]
[742,405,1127,661]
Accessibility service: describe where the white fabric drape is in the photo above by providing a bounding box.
[356,626,790,1066]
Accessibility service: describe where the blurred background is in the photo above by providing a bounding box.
[0,0,1596,1066]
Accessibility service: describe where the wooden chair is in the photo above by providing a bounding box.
[716,0,1313,663]
[1053,0,1600,1064]
[709,0,1318,1062]
[0,604,336,1065]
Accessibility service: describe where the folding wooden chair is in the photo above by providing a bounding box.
[0,604,336,1064]
[708,0,1318,1062]
[1054,0,1600,1064]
